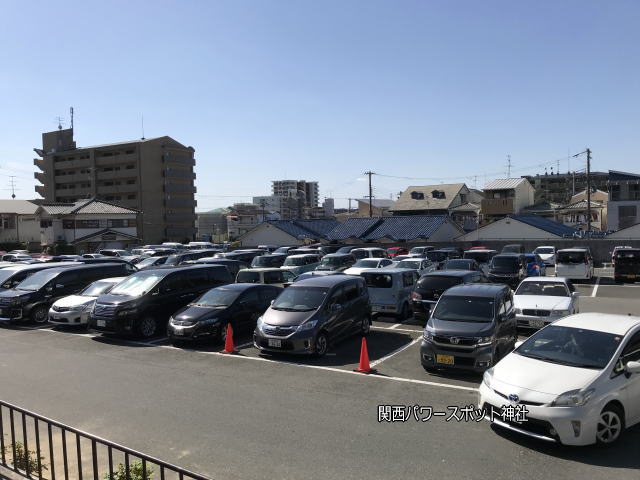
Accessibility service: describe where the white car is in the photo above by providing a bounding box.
[479,313,640,446]
[392,258,436,276]
[533,246,556,266]
[344,258,393,276]
[48,277,126,326]
[514,277,579,330]
[555,248,594,281]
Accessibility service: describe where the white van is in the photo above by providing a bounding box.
[555,248,594,280]
[351,247,388,260]
[358,268,419,319]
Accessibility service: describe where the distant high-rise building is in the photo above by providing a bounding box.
[271,180,319,208]
[33,128,197,243]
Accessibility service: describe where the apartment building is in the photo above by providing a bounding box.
[523,171,609,204]
[481,178,535,219]
[271,180,320,208]
[608,170,640,231]
[33,128,197,243]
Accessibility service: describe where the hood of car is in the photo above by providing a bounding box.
[262,307,316,327]
[537,253,555,260]
[514,295,572,310]
[173,305,226,323]
[427,318,494,337]
[492,352,601,397]
[52,295,94,308]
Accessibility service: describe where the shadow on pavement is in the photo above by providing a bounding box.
[490,422,640,469]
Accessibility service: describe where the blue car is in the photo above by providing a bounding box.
[523,253,546,277]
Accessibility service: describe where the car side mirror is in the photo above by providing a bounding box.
[572,291,580,297]
[625,361,640,375]
[514,340,524,349]
[331,303,342,312]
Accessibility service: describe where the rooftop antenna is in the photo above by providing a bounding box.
[507,155,512,177]
[56,116,63,130]
[141,114,145,140]
[9,176,16,199]
[70,107,74,130]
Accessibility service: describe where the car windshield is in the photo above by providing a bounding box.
[396,260,421,269]
[416,276,462,290]
[426,251,447,262]
[193,288,241,307]
[491,257,519,269]
[273,247,290,254]
[464,251,490,263]
[557,251,587,264]
[432,296,494,322]
[81,280,120,297]
[516,325,622,369]
[136,257,163,269]
[284,257,308,266]
[164,255,183,266]
[319,256,344,267]
[515,281,569,297]
[0,269,23,285]
[350,250,368,259]
[271,286,328,311]
[535,247,554,254]
[236,271,260,283]
[353,259,379,268]
[15,270,60,291]
[444,259,471,270]
[109,272,165,297]
[361,273,393,288]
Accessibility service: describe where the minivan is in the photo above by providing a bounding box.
[250,253,288,269]
[411,270,488,320]
[280,254,322,275]
[0,262,78,290]
[315,253,356,272]
[195,258,245,278]
[462,249,497,274]
[0,263,131,324]
[555,248,594,281]
[359,268,419,319]
[487,254,527,288]
[236,268,297,287]
[613,248,640,283]
[350,248,388,260]
[501,244,525,254]
[89,265,232,338]
[254,275,371,357]
[420,284,517,373]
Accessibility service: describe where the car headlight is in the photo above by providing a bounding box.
[550,388,595,407]
[69,304,90,312]
[476,336,494,346]
[117,308,138,317]
[482,368,494,389]
[297,320,318,331]
[514,308,521,314]
[256,316,265,330]
[422,329,434,342]
[552,309,571,317]
[11,297,22,306]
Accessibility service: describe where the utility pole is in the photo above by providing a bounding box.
[347,198,352,214]
[364,171,374,217]
[586,148,592,232]
[9,176,16,199]
[507,155,512,178]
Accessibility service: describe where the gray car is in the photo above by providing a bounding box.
[254,275,371,357]
[420,284,517,374]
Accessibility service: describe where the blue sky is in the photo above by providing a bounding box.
[1,0,639,209]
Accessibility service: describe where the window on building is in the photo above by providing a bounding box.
[410,191,424,200]
[611,184,621,201]
[40,220,52,228]
[63,220,75,229]
[127,194,136,200]
[126,179,136,184]
[108,219,126,228]
[431,190,445,199]
[76,220,100,229]
[125,150,134,155]
[126,164,135,169]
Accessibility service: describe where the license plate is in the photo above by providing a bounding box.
[371,305,383,312]
[96,320,106,327]
[628,274,636,279]
[174,328,184,336]
[268,338,282,348]
[436,354,454,365]
[528,319,545,328]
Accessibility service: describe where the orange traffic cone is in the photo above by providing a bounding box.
[354,337,377,374]
[221,323,238,354]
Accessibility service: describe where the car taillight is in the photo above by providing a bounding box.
[411,291,422,301]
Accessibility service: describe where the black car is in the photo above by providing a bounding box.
[411,270,487,320]
[167,283,282,345]
[420,284,517,373]
[614,248,640,283]
[250,253,288,268]
[487,254,527,288]
[0,262,78,290]
[501,244,525,254]
[215,250,265,263]
[90,265,232,338]
[441,258,481,271]
[0,263,131,324]
[426,249,460,268]
[195,258,246,277]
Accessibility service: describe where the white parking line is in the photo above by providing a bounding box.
[370,337,421,367]
[372,326,421,334]
[592,276,601,297]
[389,323,402,329]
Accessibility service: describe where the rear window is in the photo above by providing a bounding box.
[263,271,285,284]
[557,251,587,264]
[615,250,640,261]
[416,276,462,290]
[361,273,393,288]
[491,256,520,268]
[463,251,491,263]
[237,271,260,283]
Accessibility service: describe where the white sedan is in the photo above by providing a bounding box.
[514,277,579,330]
[479,313,640,446]
[392,258,436,276]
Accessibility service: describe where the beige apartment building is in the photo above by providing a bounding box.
[33,128,196,244]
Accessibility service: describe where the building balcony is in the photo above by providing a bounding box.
[163,153,195,166]
[35,185,46,197]
[96,185,137,195]
[481,198,514,216]
[165,197,197,209]
[164,183,196,194]
[164,168,196,180]
[95,154,137,167]
[53,158,91,170]
[34,172,46,183]
[33,158,45,169]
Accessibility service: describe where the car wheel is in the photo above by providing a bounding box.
[596,405,625,446]
[398,303,409,320]
[313,332,329,357]
[360,315,371,336]
[137,316,157,339]
[30,305,48,324]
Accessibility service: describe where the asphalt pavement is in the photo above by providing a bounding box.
[1,273,640,480]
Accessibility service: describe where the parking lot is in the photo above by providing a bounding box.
[1,268,640,480]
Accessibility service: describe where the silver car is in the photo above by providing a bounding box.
[48,277,126,326]
[513,277,579,331]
